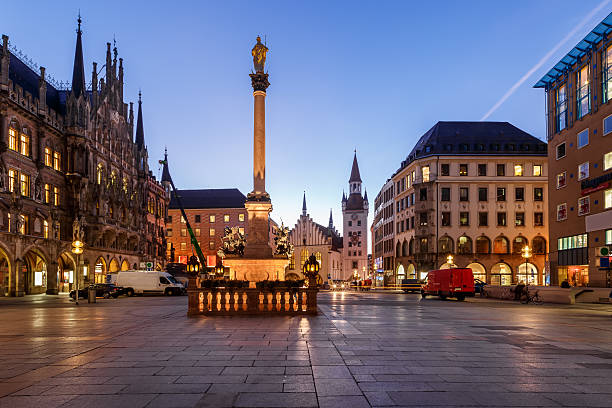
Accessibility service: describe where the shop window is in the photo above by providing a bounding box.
[578,162,589,180]
[557,172,567,189]
[557,203,567,221]
[578,196,590,216]
[533,164,542,177]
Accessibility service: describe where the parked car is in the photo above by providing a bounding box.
[474,278,487,295]
[111,270,185,296]
[400,279,422,293]
[69,283,122,299]
[421,268,475,301]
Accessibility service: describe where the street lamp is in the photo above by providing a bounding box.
[521,245,532,284]
[303,254,320,287]
[71,217,85,306]
[447,254,454,267]
[214,259,225,278]
[187,255,200,274]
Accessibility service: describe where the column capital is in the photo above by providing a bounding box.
[249,72,270,92]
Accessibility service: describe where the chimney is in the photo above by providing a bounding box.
[1,35,9,91]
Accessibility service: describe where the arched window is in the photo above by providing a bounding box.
[491,263,512,286]
[402,240,408,257]
[517,263,538,285]
[19,129,30,156]
[438,236,454,253]
[532,236,547,254]
[8,122,18,151]
[419,238,428,253]
[475,236,491,254]
[396,264,405,280]
[406,264,416,279]
[314,252,322,264]
[493,236,509,254]
[467,262,486,282]
[96,164,104,185]
[512,236,529,254]
[457,236,472,254]
[396,241,401,258]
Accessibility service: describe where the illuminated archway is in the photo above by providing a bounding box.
[396,264,405,281]
[491,262,512,286]
[466,262,486,282]
[109,258,120,273]
[406,263,416,279]
[94,257,107,284]
[120,260,130,271]
[517,262,538,285]
[0,244,11,296]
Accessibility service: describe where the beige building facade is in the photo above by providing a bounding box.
[392,122,548,285]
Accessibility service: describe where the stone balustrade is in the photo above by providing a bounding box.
[187,285,318,316]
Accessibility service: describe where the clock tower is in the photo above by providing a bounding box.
[342,152,369,280]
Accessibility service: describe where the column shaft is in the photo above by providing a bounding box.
[253,91,266,194]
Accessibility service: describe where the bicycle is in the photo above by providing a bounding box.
[520,286,543,305]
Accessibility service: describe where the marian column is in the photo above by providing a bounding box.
[245,37,272,258]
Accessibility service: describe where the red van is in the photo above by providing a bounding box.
[421,268,475,301]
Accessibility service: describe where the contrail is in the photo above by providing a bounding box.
[480,1,611,121]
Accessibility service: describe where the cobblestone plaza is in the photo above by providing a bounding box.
[0,293,611,407]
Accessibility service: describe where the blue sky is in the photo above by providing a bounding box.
[3,1,610,248]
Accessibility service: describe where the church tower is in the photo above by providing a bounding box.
[342,152,369,280]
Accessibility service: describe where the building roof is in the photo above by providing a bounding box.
[534,12,612,88]
[397,121,546,173]
[345,194,365,211]
[169,188,246,210]
[349,152,362,183]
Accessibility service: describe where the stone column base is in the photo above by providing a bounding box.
[224,257,289,282]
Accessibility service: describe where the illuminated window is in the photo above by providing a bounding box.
[300,249,309,268]
[604,152,612,171]
[514,164,523,176]
[578,196,590,216]
[20,173,30,197]
[557,172,567,189]
[44,147,52,166]
[556,84,567,131]
[53,186,60,206]
[557,203,567,221]
[288,253,295,269]
[238,227,244,235]
[96,164,103,184]
[44,184,50,203]
[578,162,589,180]
[577,66,590,119]
[180,242,186,251]
[166,229,173,237]
[53,151,61,171]
[459,164,468,176]
[421,166,430,182]
[534,187,543,201]
[8,169,16,192]
[19,133,29,156]
[209,228,215,236]
[607,229,612,245]
[605,188,612,209]
[123,178,128,193]
[533,165,542,176]
[181,216,186,223]
[180,228,186,237]
[604,45,612,103]
[224,214,230,222]
[239,214,245,222]
[43,220,49,238]
[110,170,116,185]
[8,127,17,151]
[209,215,215,223]
[195,228,200,236]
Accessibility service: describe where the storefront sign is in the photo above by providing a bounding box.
[582,181,610,196]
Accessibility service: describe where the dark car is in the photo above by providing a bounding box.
[69,284,123,299]
[474,278,487,295]
[401,279,423,293]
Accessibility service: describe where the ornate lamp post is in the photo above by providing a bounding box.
[447,254,455,267]
[187,255,200,274]
[521,245,532,284]
[71,217,85,305]
[302,254,320,288]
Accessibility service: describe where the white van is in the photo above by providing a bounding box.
[113,270,185,296]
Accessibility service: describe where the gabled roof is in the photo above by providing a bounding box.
[535,12,612,88]
[169,188,246,210]
[397,121,546,173]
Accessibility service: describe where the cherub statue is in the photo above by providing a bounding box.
[221,226,246,256]
[274,222,293,258]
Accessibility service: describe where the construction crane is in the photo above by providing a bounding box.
[159,154,207,270]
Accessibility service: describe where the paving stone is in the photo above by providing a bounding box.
[315,378,362,396]
[59,394,156,408]
[312,365,353,378]
[194,392,238,407]
[318,395,371,408]
[208,383,282,393]
[283,382,316,392]
[234,392,318,407]
[120,383,210,394]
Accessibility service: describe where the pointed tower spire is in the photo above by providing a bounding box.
[161,148,171,184]
[364,189,368,202]
[70,13,86,98]
[342,190,346,202]
[135,91,145,149]
[349,151,362,183]
[328,209,334,229]
[302,191,307,216]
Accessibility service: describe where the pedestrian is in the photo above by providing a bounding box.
[561,280,570,288]
[514,281,525,301]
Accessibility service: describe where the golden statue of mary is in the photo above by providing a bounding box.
[251,36,268,73]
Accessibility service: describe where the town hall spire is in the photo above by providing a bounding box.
[70,14,86,99]
[302,191,307,216]
[135,91,145,149]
